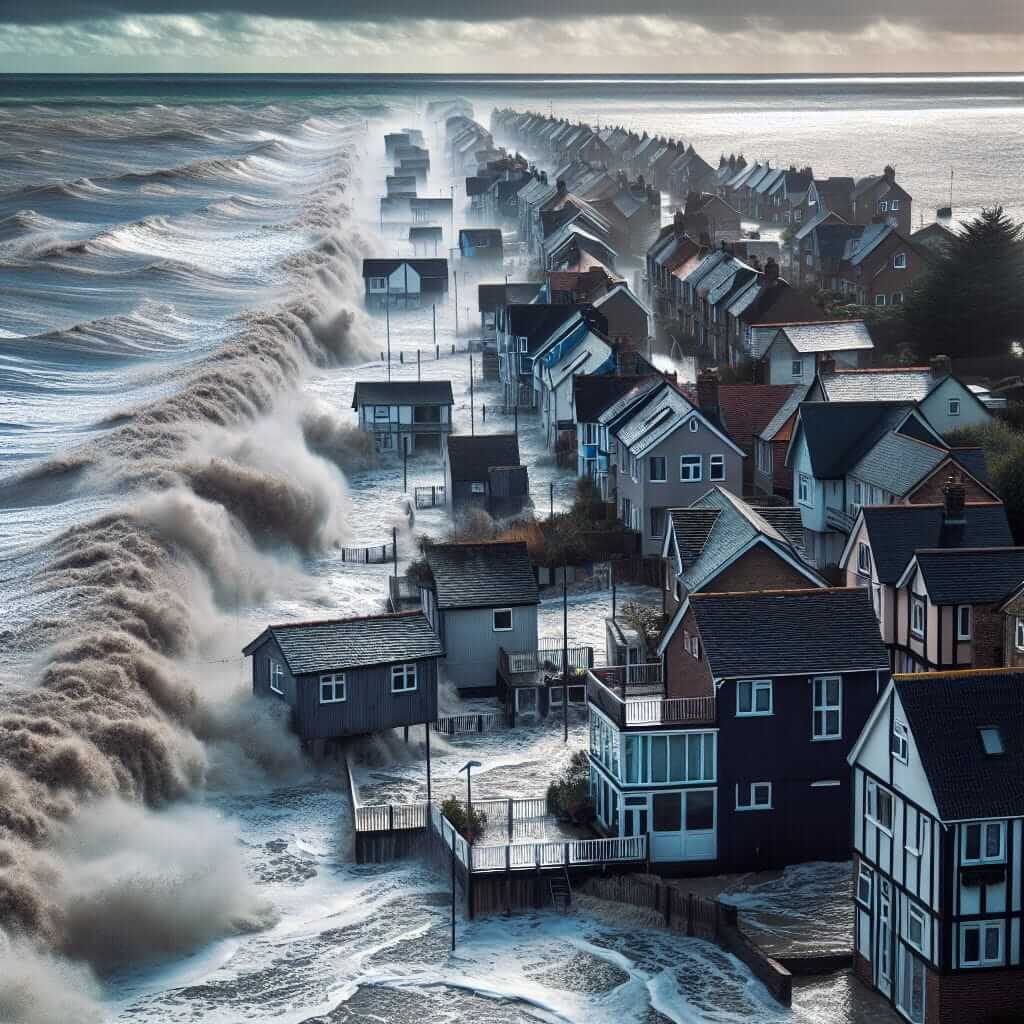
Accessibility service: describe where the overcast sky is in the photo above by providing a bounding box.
[1,0,1023,73]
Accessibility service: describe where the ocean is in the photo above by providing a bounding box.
[0,74,1020,1024]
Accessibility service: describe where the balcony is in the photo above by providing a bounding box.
[498,646,594,687]
[587,670,716,729]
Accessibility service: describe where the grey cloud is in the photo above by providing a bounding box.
[2,0,1023,35]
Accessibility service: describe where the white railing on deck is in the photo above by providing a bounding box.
[468,834,647,873]
[432,711,506,736]
[355,801,429,832]
[624,695,716,726]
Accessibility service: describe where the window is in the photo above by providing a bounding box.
[649,507,666,538]
[961,922,1004,967]
[875,294,887,306]
[957,605,972,640]
[962,821,1006,864]
[373,405,391,420]
[879,200,889,213]
[709,454,725,482]
[906,808,925,855]
[948,398,961,416]
[686,790,715,831]
[689,634,700,659]
[899,947,925,1024]
[856,862,873,906]
[908,904,926,952]
[979,726,1004,756]
[891,291,904,305]
[269,659,284,694]
[470,481,486,494]
[549,685,564,708]
[1016,616,1024,650]
[891,199,900,211]
[737,679,773,716]
[757,440,773,474]
[390,662,417,692]
[492,608,513,631]
[649,456,667,482]
[857,542,872,575]
[582,422,599,445]
[680,455,702,482]
[370,276,387,289]
[911,595,925,638]
[792,359,803,378]
[652,792,681,832]
[866,779,894,832]
[688,418,699,433]
[892,721,909,764]
[736,782,772,810]
[798,473,812,507]
[894,252,907,269]
[320,673,346,703]
[812,676,842,740]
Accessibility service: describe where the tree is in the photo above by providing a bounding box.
[949,421,1024,543]
[546,750,593,823]
[441,796,487,841]
[904,207,1024,362]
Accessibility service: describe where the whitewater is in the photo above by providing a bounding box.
[5,73,1018,1022]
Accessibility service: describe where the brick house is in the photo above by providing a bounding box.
[891,546,1024,673]
[752,384,809,498]
[1000,583,1024,668]
[836,224,932,308]
[848,669,1024,1024]
[849,166,913,234]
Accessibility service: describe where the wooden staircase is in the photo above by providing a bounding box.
[549,869,573,912]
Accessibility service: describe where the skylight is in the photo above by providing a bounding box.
[979,727,1005,756]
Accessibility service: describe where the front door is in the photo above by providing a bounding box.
[877,881,892,997]
[515,686,538,718]
[623,796,649,838]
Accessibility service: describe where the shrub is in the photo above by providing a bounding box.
[546,750,594,824]
[441,795,487,841]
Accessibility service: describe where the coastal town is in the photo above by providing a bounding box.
[243,98,1024,1024]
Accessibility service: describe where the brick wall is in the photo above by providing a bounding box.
[973,605,1005,668]
[910,473,993,504]
[664,607,714,699]
[1002,610,1024,668]
[701,543,814,593]
[932,966,1024,1024]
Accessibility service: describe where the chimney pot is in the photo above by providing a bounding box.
[697,367,720,418]
[931,354,952,379]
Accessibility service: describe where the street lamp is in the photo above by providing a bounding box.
[460,760,482,840]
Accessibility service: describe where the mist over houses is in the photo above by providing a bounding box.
[248,100,1024,1024]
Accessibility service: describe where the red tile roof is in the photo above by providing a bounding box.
[718,384,799,449]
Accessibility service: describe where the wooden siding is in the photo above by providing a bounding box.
[444,604,538,691]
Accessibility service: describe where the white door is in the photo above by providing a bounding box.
[877,881,892,997]
[515,686,538,718]
[682,788,717,861]
[623,795,649,839]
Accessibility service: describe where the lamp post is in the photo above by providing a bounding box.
[460,759,481,841]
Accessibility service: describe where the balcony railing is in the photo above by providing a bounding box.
[586,671,716,729]
[592,663,664,689]
[499,646,594,680]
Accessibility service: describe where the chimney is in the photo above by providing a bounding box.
[673,208,685,234]
[820,356,836,375]
[697,367,720,418]
[943,475,966,524]
[556,178,567,196]
[883,164,896,183]
[930,354,952,379]
[764,257,779,283]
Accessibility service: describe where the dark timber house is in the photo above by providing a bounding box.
[243,611,443,757]
[849,669,1024,1024]
[352,379,454,454]
[444,433,528,519]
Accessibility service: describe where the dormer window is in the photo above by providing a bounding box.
[890,199,900,211]
[891,721,909,764]
[979,726,1004,756]
[857,542,871,576]
[911,596,925,638]
[894,253,907,270]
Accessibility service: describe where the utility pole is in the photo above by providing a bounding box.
[562,566,569,744]
[403,437,408,492]
[385,295,392,381]
[549,481,554,520]
[454,270,459,336]
[469,353,475,436]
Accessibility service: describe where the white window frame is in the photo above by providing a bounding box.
[879,200,888,213]
[1016,616,1024,651]
[890,199,900,211]
[737,679,773,717]
[709,453,725,482]
[910,595,925,639]
[688,418,699,433]
[948,398,961,416]
[470,481,486,494]
[370,276,388,289]
[798,473,812,507]
[892,721,909,764]
[735,782,772,811]
[269,658,284,694]
[856,862,873,907]
[757,439,773,474]
[373,405,392,420]
[956,604,972,641]
[907,904,927,953]
[492,607,513,632]
[518,337,528,353]
[680,454,702,482]
[812,675,842,741]
[320,673,346,704]
[390,662,418,693]
[894,252,907,269]
[791,358,803,378]
[961,821,1006,865]
[960,921,1004,968]
[866,778,894,834]
[649,455,667,483]
[875,294,887,306]
[857,542,872,576]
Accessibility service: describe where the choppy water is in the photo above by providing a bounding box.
[2,73,1013,1022]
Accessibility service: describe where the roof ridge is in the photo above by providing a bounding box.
[914,546,1024,555]
[268,610,422,631]
[825,366,930,375]
[692,586,852,600]
[895,667,1024,680]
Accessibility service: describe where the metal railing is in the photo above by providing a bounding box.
[355,801,430,832]
[593,662,664,688]
[468,834,647,873]
[586,672,716,729]
[340,540,396,564]
[499,646,594,678]
[432,710,506,736]
[414,484,446,508]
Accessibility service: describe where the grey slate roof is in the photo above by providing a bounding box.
[243,611,443,675]
[668,507,722,562]
[692,588,889,678]
[478,282,542,313]
[895,672,1024,821]
[425,541,539,609]
[796,401,914,479]
[573,374,654,423]
[912,548,1024,605]
[352,380,453,409]
[776,321,873,354]
[849,432,947,496]
[820,368,935,403]
[758,383,808,441]
[362,258,448,281]
[446,433,520,481]
[861,504,1012,584]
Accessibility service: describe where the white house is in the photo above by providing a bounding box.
[762,321,874,385]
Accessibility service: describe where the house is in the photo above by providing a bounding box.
[794,219,862,289]
[362,258,448,309]
[591,375,665,502]
[910,221,957,258]
[849,166,912,234]
[837,223,931,308]
[808,356,993,435]
[668,145,716,203]
[410,197,453,228]
[661,587,889,871]
[443,433,528,519]
[386,174,417,198]
[409,225,443,257]
[458,228,503,266]
[477,281,542,342]
[609,377,745,555]
[243,611,443,756]
[761,321,874,385]
[891,546,1024,673]
[680,192,742,244]
[840,482,1012,662]
[352,380,454,455]
[420,541,539,696]
[591,282,650,350]
[657,486,824,627]
[848,669,1024,1024]
[802,176,855,223]
[752,383,809,498]
[547,267,617,305]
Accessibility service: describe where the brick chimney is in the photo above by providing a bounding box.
[819,356,837,375]
[930,354,952,379]
[943,475,966,524]
[556,178,567,196]
[697,367,720,418]
[764,257,779,283]
[673,208,685,235]
[883,164,896,183]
